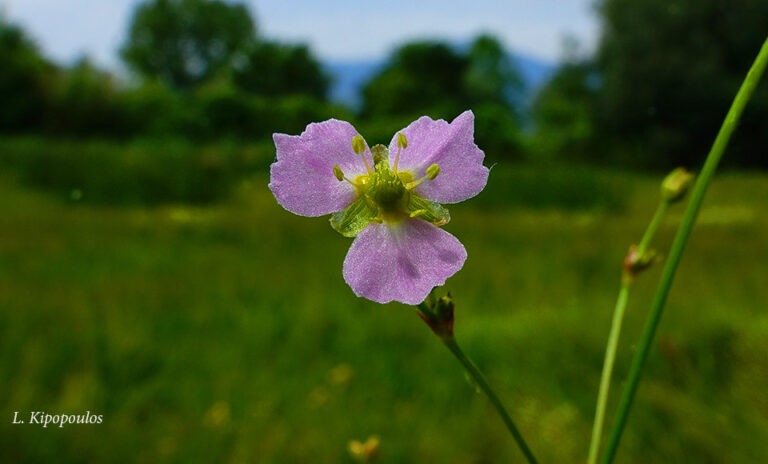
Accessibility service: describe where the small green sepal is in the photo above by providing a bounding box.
[330,196,377,237]
[408,194,450,226]
[416,290,455,340]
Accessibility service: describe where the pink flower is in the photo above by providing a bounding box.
[269,110,489,305]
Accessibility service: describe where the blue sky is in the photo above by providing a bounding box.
[1,0,599,69]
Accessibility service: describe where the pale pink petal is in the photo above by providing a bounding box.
[269,119,372,217]
[342,219,467,305]
[389,110,489,204]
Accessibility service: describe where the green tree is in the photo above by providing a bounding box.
[596,0,768,168]
[0,17,53,132]
[121,0,256,90]
[531,40,600,162]
[464,35,526,160]
[47,58,128,137]
[232,41,329,99]
[361,41,469,119]
[464,34,525,112]
[361,36,525,159]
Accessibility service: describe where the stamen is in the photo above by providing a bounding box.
[352,134,373,174]
[333,165,345,181]
[332,164,358,186]
[405,163,441,190]
[393,132,407,172]
[426,163,440,180]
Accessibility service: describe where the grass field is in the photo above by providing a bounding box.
[1,160,767,463]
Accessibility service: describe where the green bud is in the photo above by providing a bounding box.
[351,134,367,155]
[623,244,660,281]
[426,163,440,180]
[333,165,345,181]
[416,292,455,340]
[661,167,694,203]
[407,194,449,226]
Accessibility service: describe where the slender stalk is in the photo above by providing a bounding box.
[442,337,539,464]
[600,36,768,464]
[416,301,538,463]
[587,283,630,464]
[588,197,670,463]
[637,201,669,256]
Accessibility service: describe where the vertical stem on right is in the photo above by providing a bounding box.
[600,36,768,464]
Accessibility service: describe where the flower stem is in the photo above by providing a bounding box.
[600,36,768,464]
[637,200,669,257]
[587,282,630,464]
[588,197,670,464]
[416,302,538,464]
[442,337,539,464]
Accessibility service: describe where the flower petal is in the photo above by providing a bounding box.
[343,219,467,305]
[269,119,372,217]
[390,110,489,204]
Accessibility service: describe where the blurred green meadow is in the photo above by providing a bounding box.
[1,138,766,462]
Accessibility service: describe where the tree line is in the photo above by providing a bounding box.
[1,0,767,169]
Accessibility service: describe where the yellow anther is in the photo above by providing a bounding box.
[333,165,345,181]
[393,133,408,172]
[351,134,373,174]
[351,135,367,154]
[426,163,440,180]
[405,163,441,190]
[397,132,408,149]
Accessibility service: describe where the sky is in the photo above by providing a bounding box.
[0,0,600,70]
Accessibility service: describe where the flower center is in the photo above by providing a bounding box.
[329,133,448,237]
[367,144,409,221]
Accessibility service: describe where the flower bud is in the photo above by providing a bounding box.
[661,167,694,203]
[416,291,455,339]
[623,244,660,281]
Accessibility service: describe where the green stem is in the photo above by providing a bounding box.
[442,337,539,464]
[416,302,538,463]
[588,198,670,463]
[637,201,669,256]
[600,36,768,464]
[587,283,630,464]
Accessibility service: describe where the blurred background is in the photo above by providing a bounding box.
[0,0,766,462]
